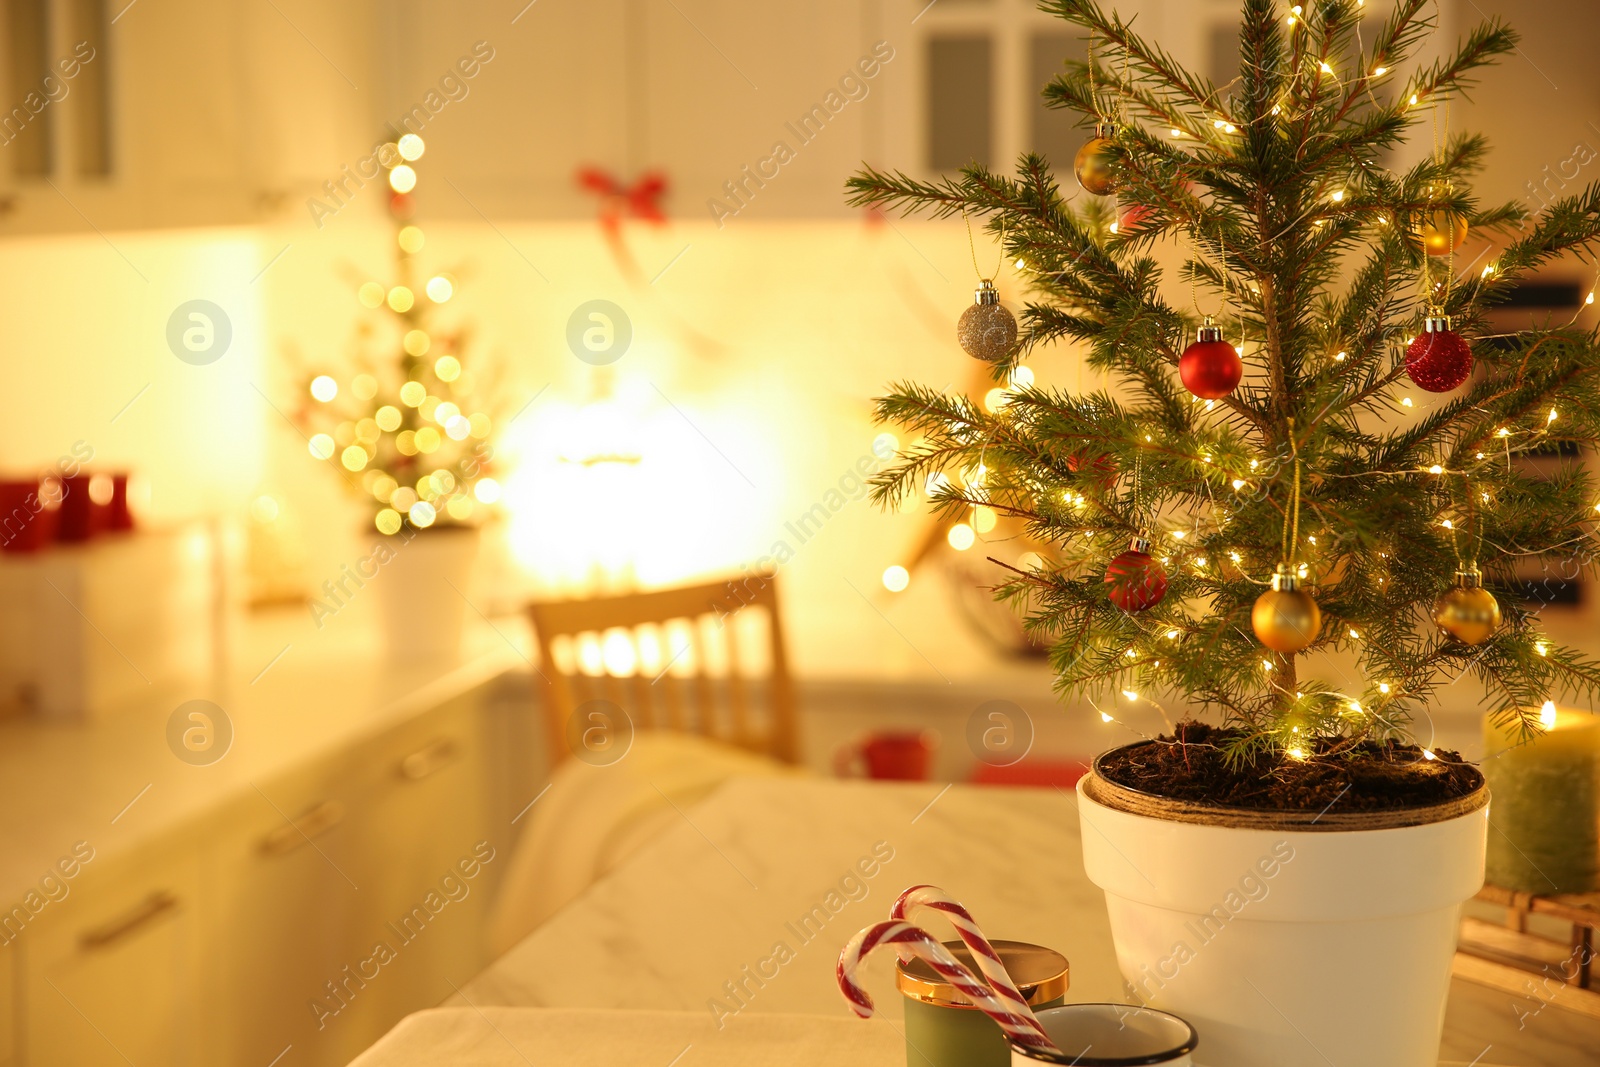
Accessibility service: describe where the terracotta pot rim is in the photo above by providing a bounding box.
[1085,743,1488,832]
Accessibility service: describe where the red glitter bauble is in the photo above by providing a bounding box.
[1105,547,1168,613]
[1405,326,1473,393]
[1179,337,1243,399]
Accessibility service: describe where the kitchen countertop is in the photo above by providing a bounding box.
[450,777,1599,1067]
[0,613,523,902]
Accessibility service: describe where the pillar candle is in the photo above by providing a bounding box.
[1483,703,1600,893]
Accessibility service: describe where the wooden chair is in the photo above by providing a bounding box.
[527,574,799,765]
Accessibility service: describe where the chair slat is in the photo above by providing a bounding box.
[690,615,716,736]
[527,576,796,765]
[724,612,751,748]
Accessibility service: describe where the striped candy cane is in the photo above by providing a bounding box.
[892,884,1047,1033]
[836,920,1060,1055]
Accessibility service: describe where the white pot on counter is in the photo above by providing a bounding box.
[1077,755,1488,1067]
[372,525,479,661]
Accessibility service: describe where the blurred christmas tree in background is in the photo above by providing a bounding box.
[297,133,504,536]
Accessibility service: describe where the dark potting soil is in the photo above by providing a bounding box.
[1096,721,1485,812]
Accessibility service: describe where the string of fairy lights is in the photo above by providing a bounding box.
[302,133,502,535]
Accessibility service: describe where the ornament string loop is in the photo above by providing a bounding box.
[964,212,1006,284]
[1282,418,1303,568]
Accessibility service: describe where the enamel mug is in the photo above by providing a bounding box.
[1010,1004,1197,1066]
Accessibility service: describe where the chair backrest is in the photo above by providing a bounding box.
[527,574,798,765]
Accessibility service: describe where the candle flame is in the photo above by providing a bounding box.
[1539,701,1558,730]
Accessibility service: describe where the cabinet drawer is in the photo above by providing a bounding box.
[20,847,203,1067]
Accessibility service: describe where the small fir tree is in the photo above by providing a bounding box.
[849,0,1600,763]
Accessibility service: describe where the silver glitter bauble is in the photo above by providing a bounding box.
[957,280,1017,362]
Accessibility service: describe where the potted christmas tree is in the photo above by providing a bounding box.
[297,133,503,658]
[849,1,1600,1063]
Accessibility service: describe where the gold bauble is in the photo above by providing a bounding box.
[1252,567,1321,654]
[1413,209,1469,257]
[1074,124,1118,197]
[956,280,1018,361]
[1433,572,1501,646]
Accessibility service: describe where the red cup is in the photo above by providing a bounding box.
[56,476,118,543]
[834,731,938,781]
[108,473,134,531]
[0,479,61,552]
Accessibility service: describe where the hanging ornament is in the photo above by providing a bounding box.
[1116,198,1151,234]
[1180,318,1244,399]
[1253,565,1322,653]
[957,280,1018,362]
[1405,315,1473,393]
[1105,536,1168,612]
[1413,208,1469,257]
[1433,565,1502,646]
[1074,121,1118,197]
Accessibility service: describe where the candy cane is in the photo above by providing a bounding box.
[836,920,1060,1055]
[892,884,1047,1032]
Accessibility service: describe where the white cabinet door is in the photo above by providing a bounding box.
[0,0,380,233]
[341,694,495,1023]
[208,694,494,1067]
[208,759,372,1067]
[19,846,204,1067]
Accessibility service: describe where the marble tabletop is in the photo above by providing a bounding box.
[349,1008,904,1066]
[449,778,1598,1067]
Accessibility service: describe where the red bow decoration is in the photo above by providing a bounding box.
[577,168,668,226]
[576,167,669,284]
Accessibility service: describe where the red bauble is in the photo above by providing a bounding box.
[1117,201,1152,234]
[1405,317,1473,393]
[388,191,416,220]
[1105,539,1168,613]
[1179,324,1243,400]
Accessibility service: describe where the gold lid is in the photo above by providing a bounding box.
[895,940,1069,1008]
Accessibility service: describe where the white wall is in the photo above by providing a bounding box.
[253,212,1072,683]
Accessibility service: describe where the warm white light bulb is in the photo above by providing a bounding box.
[389,165,417,194]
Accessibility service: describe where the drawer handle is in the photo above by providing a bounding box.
[399,738,459,781]
[79,891,179,951]
[260,800,345,855]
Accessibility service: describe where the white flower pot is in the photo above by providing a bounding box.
[372,526,479,661]
[1077,759,1488,1067]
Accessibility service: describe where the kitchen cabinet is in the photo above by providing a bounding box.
[209,755,373,1067]
[208,689,499,1067]
[17,842,204,1067]
[0,0,380,234]
[7,664,532,1066]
